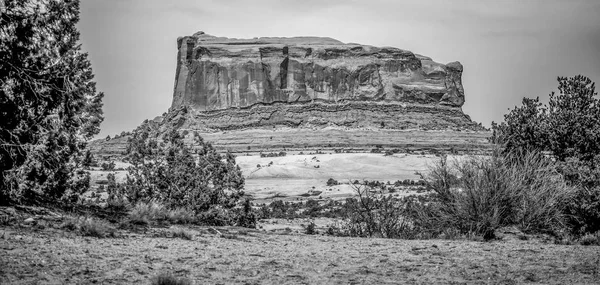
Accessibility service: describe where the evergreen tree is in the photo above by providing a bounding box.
[0,0,104,203]
[493,75,599,164]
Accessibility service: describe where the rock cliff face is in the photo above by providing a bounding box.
[172,32,465,113]
[165,31,487,133]
[90,32,490,159]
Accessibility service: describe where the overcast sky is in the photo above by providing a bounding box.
[78,0,600,138]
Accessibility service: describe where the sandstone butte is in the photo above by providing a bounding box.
[92,32,491,156]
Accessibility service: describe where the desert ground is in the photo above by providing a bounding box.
[1,219,599,284]
[3,151,600,284]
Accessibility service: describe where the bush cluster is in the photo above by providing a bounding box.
[337,76,600,240]
[108,128,255,228]
[260,152,286,158]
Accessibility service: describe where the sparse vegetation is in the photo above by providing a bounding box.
[61,216,116,238]
[128,201,195,225]
[337,183,423,239]
[493,75,600,236]
[304,222,317,235]
[417,151,574,240]
[260,151,287,158]
[109,128,255,228]
[101,161,116,171]
[151,273,192,285]
[170,227,193,240]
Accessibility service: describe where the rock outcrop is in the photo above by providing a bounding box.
[91,32,491,159]
[172,32,466,114]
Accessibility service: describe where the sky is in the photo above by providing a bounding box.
[78,0,600,138]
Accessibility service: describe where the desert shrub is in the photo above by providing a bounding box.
[558,156,600,235]
[418,151,574,239]
[304,222,317,235]
[151,273,192,285]
[268,200,300,219]
[260,152,286,158]
[170,227,193,240]
[101,161,116,171]
[492,75,600,235]
[339,183,421,239]
[128,201,195,225]
[578,231,600,246]
[326,178,338,186]
[62,216,116,238]
[115,129,254,227]
[82,150,97,169]
[235,199,257,228]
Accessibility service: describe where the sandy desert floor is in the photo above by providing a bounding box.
[89,153,447,203]
[1,222,599,284]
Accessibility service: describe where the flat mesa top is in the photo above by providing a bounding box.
[184,31,416,56]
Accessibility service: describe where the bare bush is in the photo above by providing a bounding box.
[339,183,421,239]
[419,150,575,239]
[151,273,192,285]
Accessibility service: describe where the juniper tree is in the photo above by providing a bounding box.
[0,0,104,203]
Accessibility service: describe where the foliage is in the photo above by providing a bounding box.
[151,273,192,285]
[493,75,599,162]
[304,222,317,235]
[492,75,600,235]
[169,227,193,240]
[0,0,104,203]
[339,183,421,239]
[260,151,286,158]
[326,178,338,186]
[419,151,574,239]
[114,127,254,227]
[81,150,97,169]
[128,201,195,225]
[558,156,600,235]
[100,161,115,171]
[61,216,116,238]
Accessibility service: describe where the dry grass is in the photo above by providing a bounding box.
[61,216,116,238]
[170,227,193,240]
[150,273,192,285]
[419,150,575,239]
[579,231,600,246]
[129,201,195,225]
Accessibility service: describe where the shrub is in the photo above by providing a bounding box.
[170,228,193,240]
[151,273,192,285]
[62,216,116,238]
[101,161,116,171]
[116,129,254,227]
[339,183,421,239]
[128,201,195,225]
[492,75,600,236]
[326,178,338,186]
[578,231,600,246]
[418,150,574,239]
[304,222,317,235]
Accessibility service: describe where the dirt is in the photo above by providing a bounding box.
[2,221,599,284]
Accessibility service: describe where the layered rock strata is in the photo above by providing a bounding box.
[171,32,481,131]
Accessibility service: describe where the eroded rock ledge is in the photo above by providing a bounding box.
[172,31,467,115]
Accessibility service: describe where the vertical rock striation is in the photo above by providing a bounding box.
[169,31,482,131]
